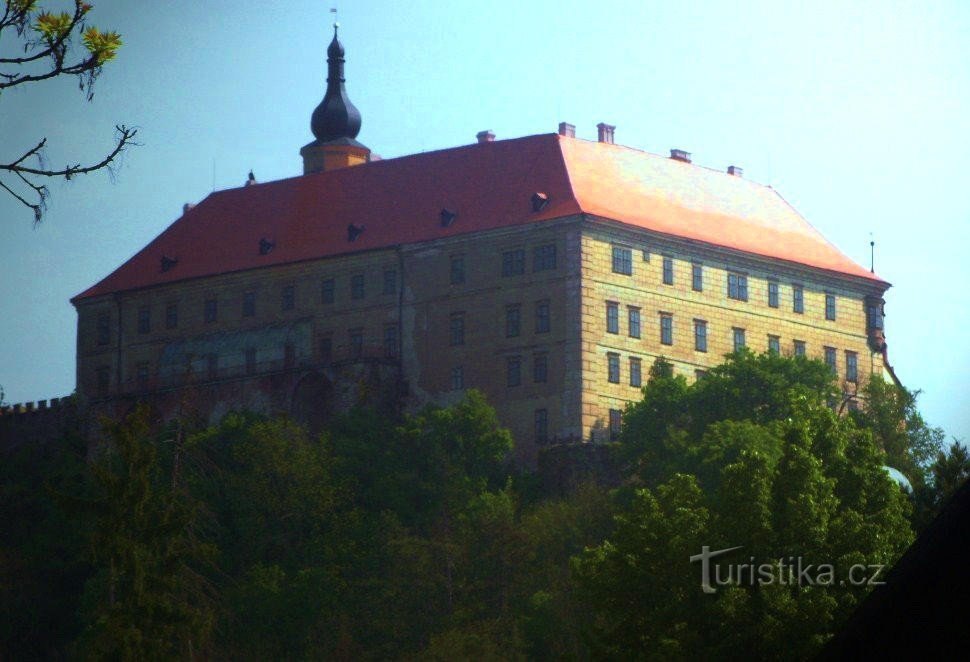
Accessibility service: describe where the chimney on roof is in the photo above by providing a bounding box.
[670,149,691,163]
[476,130,495,144]
[596,123,615,144]
[727,165,743,177]
[558,122,575,138]
[182,203,195,214]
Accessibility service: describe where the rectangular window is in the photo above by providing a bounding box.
[96,366,110,394]
[349,329,363,358]
[451,366,464,390]
[846,351,858,383]
[793,284,804,314]
[319,336,333,363]
[733,327,746,351]
[97,312,110,345]
[533,353,548,383]
[630,357,642,387]
[207,353,218,379]
[506,304,521,338]
[384,325,398,358]
[607,353,620,384]
[383,269,397,295]
[535,300,551,334]
[825,346,837,373]
[728,273,748,301]
[535,408,549,444]
[245,347,257,375]
[768,280,779,308]
[507,356,522,387]
[321,278,335,304]
[768,334,781,354]
[283,342,296,368]
[281,284,295,311]
[825,293,837,321]
[606,301,619,334]
[692,263,703,292]
[609,409,622,440]
[243,292,256,317]
[450,255,465,284]
[662,256,674,285]
[694,319,707,352]
[204,299,218,324]
[165,303,178,330]
[351,274,365,300]
[660,313,673,346]
[533,244,557,271]
[137,306,150,334]
[793,340,806,357]
[695,369,708,380]
[628,307,641,338]
[502,249,525,276]
[611,246,632,275]
[450,313,465,346]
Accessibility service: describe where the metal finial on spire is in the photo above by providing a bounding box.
[870,232,875,273]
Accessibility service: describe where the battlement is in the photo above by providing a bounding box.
[0,395,73,416]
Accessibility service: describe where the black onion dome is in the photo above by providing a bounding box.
[310,24,361,142]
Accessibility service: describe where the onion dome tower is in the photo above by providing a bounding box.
[300,23,371,174]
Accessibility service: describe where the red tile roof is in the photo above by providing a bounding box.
[73,134,885,302]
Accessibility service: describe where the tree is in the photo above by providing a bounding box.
[1,0,136,223]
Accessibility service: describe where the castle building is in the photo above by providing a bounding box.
[69,26,895,465]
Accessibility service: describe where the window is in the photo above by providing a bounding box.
[351,274,365,300]
[507,356,522,387]
[535,409,549,444]
[768,334,780,354]
[506,305,521,338]
[606,301,619,334]
[692,263,703,292]
[97,312,110,345]
[793,340,806,357]
[243,292,256,317]
[137,306,150,334]
[451,366,464,390]
[609,409,622,440]
[535,300,551,334]
[628,307,641,338]
[450,313,465,346]
[204,298,217,323]
[825,293,837,321]
[660,313,673,346]
[321,278,335,304]
[733,327,746,351]
[846,351,858,383]
[534,244,557,271]
[694,319,707,352]
[96,366,110,395]
[281,285,295,311]
[135,362,149,389]
[793,284,804,314]
[450,255,465,284]
[695,369,708,380]
[728,273,748,301]
[245,347,257,375]
[867,302,885,330]
[319,336,332,363]
[630,357,642,387]
[502,249,525,276]
[383,269,397,295]
[350,329,363,358]
[825,346,837,374]
[165,303,178,330]
[207,353,218,379]
[533,353,548,383]
[662,256,674,285]
[611,246,632,275]
[607,353,620,383]
[768,280,779,308]
[641,249,651,262]
[384,325,398,358]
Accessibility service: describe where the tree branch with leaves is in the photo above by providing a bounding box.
[0,0,137,224]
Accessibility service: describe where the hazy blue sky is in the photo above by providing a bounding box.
[1,0,967,443]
